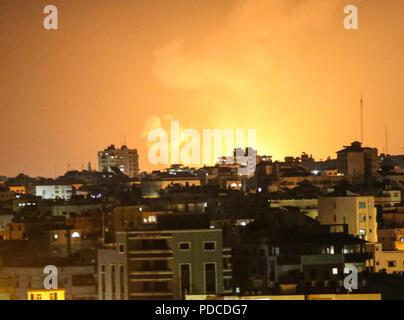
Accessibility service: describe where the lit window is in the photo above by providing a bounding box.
[272,247,280,255]
[359,229,366,236]
[359,202,366,209]
[332,268,338,275]
[359,215,366,222]
[71,232,80,238]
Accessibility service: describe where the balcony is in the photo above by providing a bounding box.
[129,251,173,260]
[129,248,172,254]
[129,272,173,281]
[130,270,173,276]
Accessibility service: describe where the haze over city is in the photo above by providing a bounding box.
[1,0,404,177]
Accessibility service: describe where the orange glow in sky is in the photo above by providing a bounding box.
[0,0,403,177]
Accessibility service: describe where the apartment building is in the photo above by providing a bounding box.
[35,185,73,200]
[366,243,404,274]
[318,196,378,242]
[375,190,402,207]
[97,227,231,300]
[337,141,378,184]
[98,144,139,178]
[232,224,369,295]
[378,228,404,251]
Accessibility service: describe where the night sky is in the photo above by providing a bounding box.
[1,0,403,177]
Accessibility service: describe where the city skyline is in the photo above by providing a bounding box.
[1,0,404,177]
[0,139,389,179]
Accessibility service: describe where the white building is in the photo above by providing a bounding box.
[98,144,139,178]
[318,196,378,242]
[35,185,73,200]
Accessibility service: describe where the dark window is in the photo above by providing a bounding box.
[120,266,125,296]
[205,263,216,294]
[111,265,116,298]
[179,242,190,250]
[180,264,191,298]
[388,261,396,267]
[204,242,216,251]
[101,273,106,298]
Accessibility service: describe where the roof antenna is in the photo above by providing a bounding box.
[385,125,388,155]
[360,93,364,143]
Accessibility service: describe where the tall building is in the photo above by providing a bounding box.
[98,145,139,178]
[98,227,231,300]
[318,196,378,243]
[337,141,378,184]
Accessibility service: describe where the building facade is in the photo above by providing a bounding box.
[35,185,73,200]
[366,243,404,274]
[98,145,139,178]
[337,141,378,184]
[318,196,378,242]
[97,228,230,300]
